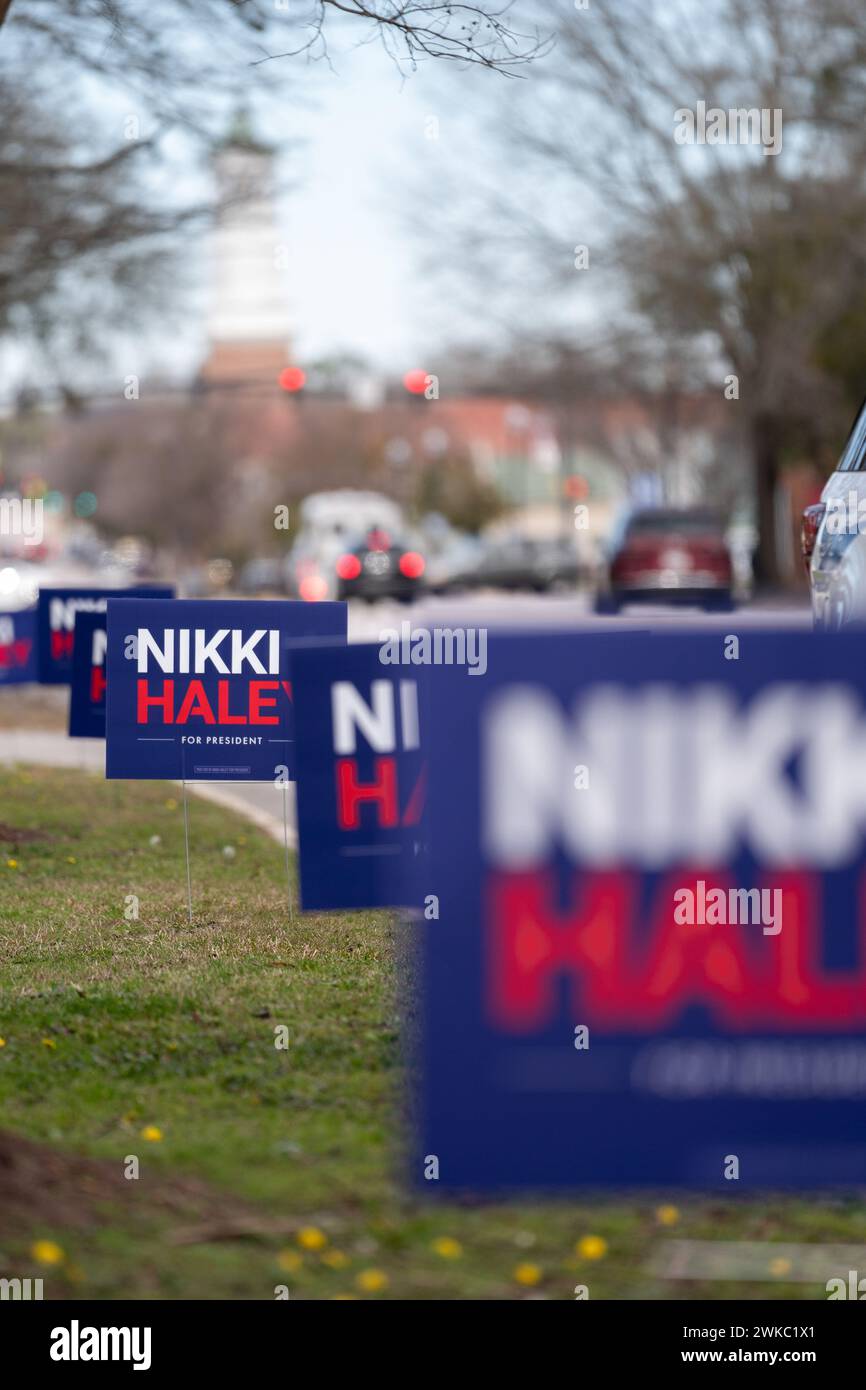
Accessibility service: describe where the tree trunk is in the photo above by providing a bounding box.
[753,412,783,591]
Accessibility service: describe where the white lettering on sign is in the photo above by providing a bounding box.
[484,683,866,868]
[91,628,108,666]
[49,597,106,631]
[136,629,279,675]
[331,679,419,754]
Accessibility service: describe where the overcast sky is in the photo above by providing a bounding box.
[133,43,471,387]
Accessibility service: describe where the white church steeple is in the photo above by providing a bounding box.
[201,111,292,386]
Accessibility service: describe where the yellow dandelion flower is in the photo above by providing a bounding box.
[431,1236,463,1259]
[165,798,178,810]
[31,1240,65,1266]
[140,1125,163,1142]
[656,1205,680,1227]
[321,1249,349,1269]
[277,1250,303,1273]
[769,1256,792,1278]
[513,1262,542,1286]
[356,1268,388,1293]
[66,856,77,864]
[0,1037,6,1047]
[576,1235,608,1260]
[297,1226,327,1251]
[42,1037,57,1049]
[7,858,18,869]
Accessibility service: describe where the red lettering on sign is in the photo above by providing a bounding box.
[0,640,30,670]
[336,756,399,828]
[138,678,174,722]
[50,631,74,661]
[90,665,107,702]
[135,679,292,724]
[486,869,866,1033]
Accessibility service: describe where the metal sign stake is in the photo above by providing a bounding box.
[182,777,193,925]
[282,782,294,922]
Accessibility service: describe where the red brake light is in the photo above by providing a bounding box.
[336,553,362,580]
[399,550,425,579]
[801,502,826,570]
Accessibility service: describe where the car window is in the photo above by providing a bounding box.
[625,510,723,537]
[837,396,866,471]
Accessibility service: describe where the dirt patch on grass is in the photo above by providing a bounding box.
[0,823,51,845]
[0,1129,259,1240]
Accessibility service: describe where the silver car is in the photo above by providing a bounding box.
[807,394,866,628]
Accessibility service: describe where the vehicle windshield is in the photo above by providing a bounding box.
[625,510,724,538]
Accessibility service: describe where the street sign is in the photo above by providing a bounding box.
[105,598,347,781]
[0,608,37,684]
[68,610,108,738]
[292,642,426,909]
[419,630,866,1191]
[37,586,174,685]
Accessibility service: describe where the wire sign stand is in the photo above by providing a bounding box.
[180,778,295,925]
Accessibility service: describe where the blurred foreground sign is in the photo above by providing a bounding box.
[0,608,37,684]
[420,631,866,1190]
[105,598,346,781]
[292,642,426,909]
[37,586,174,685]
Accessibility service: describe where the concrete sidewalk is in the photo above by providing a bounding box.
[0,730,296,847]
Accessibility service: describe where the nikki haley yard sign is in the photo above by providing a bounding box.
[106,598,347,781]
[0,608,37,684]
[69,610,107,738]
[37,586,174,685]
[420,630,866,1191]
[292,642,426,909]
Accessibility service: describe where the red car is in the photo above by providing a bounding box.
[599,507,734,612]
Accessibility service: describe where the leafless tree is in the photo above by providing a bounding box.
[0,0,546,388]
[424,0,866,584]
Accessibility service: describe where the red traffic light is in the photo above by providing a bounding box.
[403,369,428,396]
[278,366,306,392]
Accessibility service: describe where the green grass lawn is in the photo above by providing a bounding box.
[1,764,863,1300]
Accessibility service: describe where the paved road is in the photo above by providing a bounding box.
[347,590,812,641]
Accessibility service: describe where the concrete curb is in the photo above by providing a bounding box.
[0,730,294,847]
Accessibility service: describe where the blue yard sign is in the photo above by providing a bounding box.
[292,642,426,909]
[68,610,108,738]
[419,630,866,1191]
[0,608,37,684]
[37,586,174,685]
[105,598,347,781]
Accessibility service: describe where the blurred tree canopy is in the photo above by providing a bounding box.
[0,0,545,379]
[429,0,866,584]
